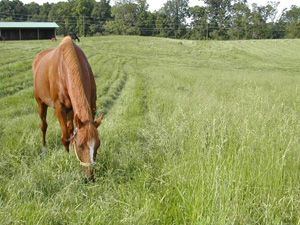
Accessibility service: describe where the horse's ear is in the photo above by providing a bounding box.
[75,114,83,128]
[94,114,103,128]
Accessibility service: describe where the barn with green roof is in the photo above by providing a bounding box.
[0,22,59,40]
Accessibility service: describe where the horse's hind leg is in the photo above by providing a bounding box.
[38,102,48,147]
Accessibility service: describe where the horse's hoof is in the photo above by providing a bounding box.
[41,146,47,159]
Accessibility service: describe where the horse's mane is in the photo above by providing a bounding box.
[58,36,92,122]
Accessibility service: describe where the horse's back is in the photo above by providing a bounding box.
[61,38,96,105]
[33,48,60,107]
[33,37,96,110]
[32,48,54,75]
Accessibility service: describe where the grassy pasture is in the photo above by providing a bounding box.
[1,36,300,224]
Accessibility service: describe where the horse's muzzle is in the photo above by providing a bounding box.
[82,166,94,181]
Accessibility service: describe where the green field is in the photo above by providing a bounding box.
[1,36,300,224]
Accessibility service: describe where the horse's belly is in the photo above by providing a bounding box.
[34,74,54,107]
[43,97,55,107]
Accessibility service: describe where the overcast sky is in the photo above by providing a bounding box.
[21,0,300,14]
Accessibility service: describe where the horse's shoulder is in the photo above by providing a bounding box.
[34,48,54,62]
[33,48,58,74]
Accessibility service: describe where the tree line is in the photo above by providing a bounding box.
[0,0,300,40]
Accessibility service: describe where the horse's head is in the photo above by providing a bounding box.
[72,114,103,180]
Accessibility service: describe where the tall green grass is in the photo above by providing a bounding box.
[1,37,300,224]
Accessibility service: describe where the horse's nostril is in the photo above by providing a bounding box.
[82,168,94,182]
[84,175,95,183]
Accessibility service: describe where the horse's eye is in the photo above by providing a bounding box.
[79,144,84,150]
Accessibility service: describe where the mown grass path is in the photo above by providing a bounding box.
[1,37,300,224]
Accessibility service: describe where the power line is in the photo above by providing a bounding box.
[0,11,290,39]
[1,13,283,30]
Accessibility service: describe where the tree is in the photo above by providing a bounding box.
[39,3,52,22]
[266,2,280,38]
[154,11,169,37]
[202,0,232,39]
[0,0,296,40]
[24,2,40,21]
[48,2,76,35]
[227,0,250,40]
[160,0,189,38]
[249,2,279,39]
[136,0,155,36]
[75,0,95,36]
[91,0,112,34]
[0,0,27,21]
[280,6,300,38]
[104,1,139,35]
[188,5,209,39]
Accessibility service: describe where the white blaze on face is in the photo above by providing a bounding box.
[89,139,96,163]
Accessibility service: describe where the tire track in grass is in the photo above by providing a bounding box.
[96,60,123,96]
[0,80,33,98]
[87,48,130,117]
[0,59,30,68]
[98,69,120,96]
[0,60,32,79]
[0,69,33,98]
[97,65,128,116]
[94,64,152,181]
[0,88,36,119]
[1,47,116,98]
[0,45,44,70]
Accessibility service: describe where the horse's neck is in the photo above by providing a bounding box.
[59,37,92,123]
[65,63,92,123]
[69,79,92,122]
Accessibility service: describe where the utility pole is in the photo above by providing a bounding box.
[206,23,209,40]
[82,15,86,37]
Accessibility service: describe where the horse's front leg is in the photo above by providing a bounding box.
[55,103,70,152]
[67,110,74,142]
[38,101,48,147]
[37,100,48,158]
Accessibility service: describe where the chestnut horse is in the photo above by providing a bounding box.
[33,36,103,179]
